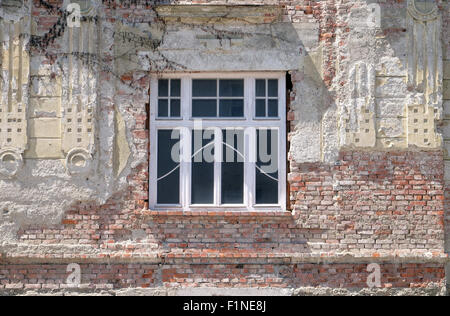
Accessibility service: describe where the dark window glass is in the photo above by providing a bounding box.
[191,130,215,204]
[256,129,279,204]
[158,79,181,118]
[268,99,278,117]
[268,79,278,97]
[170,99,181,117]
[255,99,266,117]
[170,79,181,97]
[219,99,244,117]
[255,79,279,118]
[192,99,217,117]
[193,79,217,97]
[256,79,266,97]
[158,79,169,97]
[157,130,180,204]
[158,99,169,117]
[219,79,244,97]
[222,129,244,204]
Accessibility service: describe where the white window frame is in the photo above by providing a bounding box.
[149,72,286,212]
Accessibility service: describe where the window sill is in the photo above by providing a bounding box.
[140,209,293,218]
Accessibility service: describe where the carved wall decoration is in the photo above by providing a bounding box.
[406,0,443,148]
[344,62,376,148]
[61,18,98,175]
[66,0,98,16]
[408,103,441,147]
[65,147,92,174]
[0,17,30,177]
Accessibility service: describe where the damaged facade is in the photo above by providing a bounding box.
[0,0,449,295]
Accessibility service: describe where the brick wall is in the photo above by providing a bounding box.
[0,0,448,295]
[0,262,445,292]
[14,151,444,256]
[290,151,445,254]
[3,150,443,292]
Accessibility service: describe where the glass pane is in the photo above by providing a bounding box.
[256,79,266,97]
[219,99,244,117]
[222,129,244,204]
[157,130,180,204]
[158,99,169,117]
[219,79,244,97]
[268,79,278,97]
[255,99,266,117]
[191,130,215,204]
[256,129,279,204]
[170,79,181,97]
[192,99,217,117]
[193,79,217,97]
[158,79,169,97]
[268,99,278,117]
[170,99,181,117]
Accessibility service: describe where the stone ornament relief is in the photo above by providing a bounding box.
[344,62,377,148]
[63,0,98,17]
[61,6,98,175]
[0,16,30,177]
[406,0,443,148]
[407,0,439,21]
[0,1,100,176]
[344,1,443,150]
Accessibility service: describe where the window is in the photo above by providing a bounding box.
[255,79,279,118]
[192,79,244,118]
[149,73,286,211]
[157,79,181,118]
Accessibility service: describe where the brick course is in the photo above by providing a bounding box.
[0,263,445,291]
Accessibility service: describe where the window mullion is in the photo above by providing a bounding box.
[183,77,190,120]
[245,77,251,122]
[247,127,257,209]
[168,79,171,116]
[184,127,192,210]
[246,78,254,210]
[182,78,191,209]
[215,128,222,206]
[216,79,220,118]
[265,79,269,117]
[215,80,220,205]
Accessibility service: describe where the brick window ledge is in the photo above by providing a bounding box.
[140,210,293,218]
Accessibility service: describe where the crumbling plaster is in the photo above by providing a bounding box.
[0,0,448,258]
[0,1,131,247]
